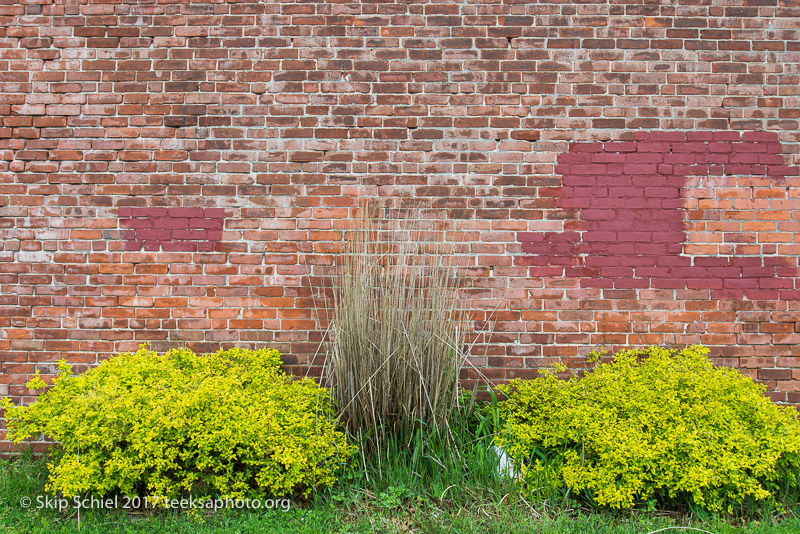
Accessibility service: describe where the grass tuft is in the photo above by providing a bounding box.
[325,210,469,453]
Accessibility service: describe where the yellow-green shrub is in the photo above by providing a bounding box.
[495,345,800,512]
[2,345,355,500]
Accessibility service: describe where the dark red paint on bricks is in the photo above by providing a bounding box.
[119,207,224,252]
[518,132,800,301]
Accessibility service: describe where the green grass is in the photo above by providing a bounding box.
[2,456,800,534]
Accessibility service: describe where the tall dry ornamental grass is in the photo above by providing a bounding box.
[326,212,468,447]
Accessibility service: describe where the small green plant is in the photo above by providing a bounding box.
[495,345,800,513]
[319,388,519,514]
[2,345,356,500]
[375,485,413,510]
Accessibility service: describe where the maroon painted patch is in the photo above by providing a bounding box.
[518,131,800,300]
[119,207,224,252]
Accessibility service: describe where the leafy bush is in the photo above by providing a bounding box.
[1,345,356,500]
[495,345,800,512]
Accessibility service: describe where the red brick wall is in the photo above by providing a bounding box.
[2,0,800,447]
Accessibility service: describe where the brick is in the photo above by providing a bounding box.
[510,130,540,141]
[289,151,324,162]
[759,369,793,380]
[3,3,800,451]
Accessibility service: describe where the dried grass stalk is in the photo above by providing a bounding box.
[327,211,466,448]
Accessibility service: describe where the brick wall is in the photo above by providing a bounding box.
[2,0,800,448]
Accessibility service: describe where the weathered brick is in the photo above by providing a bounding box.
[2,1,800,453]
